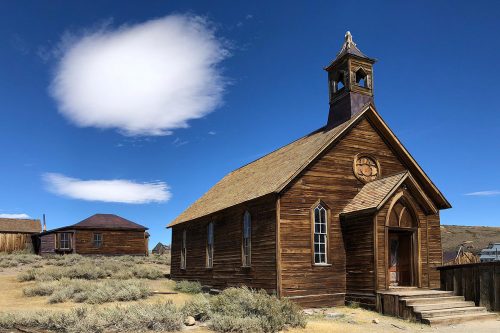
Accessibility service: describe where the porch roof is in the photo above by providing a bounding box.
[341,171,408,215]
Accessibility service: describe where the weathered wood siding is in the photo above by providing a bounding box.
[0,233,35,253]
[278,117,441,307]
[341,215,375,307]
[39,230,147,256]
[171,195,277,293]
[74,230,147,256]
[39,233,60,255]
[427,212,443,288]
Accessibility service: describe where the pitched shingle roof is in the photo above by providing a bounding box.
[0,218,42,233]
[341,172,408,215]
[169,110,364,227]
[71,214,147,230]
[169,104,451,227]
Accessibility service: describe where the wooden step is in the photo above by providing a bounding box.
[404,295,465,305]
[398,290,454,299]
[411,301,475,312]
[421,312,498,326]
[419,306,487,318]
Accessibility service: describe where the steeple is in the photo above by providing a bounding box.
[325,32,376,127]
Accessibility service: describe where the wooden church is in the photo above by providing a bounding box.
[169,32,451,308]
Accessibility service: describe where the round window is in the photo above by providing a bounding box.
[353,154,380,183]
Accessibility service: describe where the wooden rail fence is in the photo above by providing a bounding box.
[438,262,500,311]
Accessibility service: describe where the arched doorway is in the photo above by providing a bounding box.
[386,196,418,287]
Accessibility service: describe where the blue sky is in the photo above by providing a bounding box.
[1,1,499,248]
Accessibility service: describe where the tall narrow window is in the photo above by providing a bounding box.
[180,229,187,269]
[313,204,328,264]
[242,211,251,267]
[206,222,214,268]
[59,233,71,250]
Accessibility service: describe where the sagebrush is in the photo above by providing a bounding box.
[182,287,307,333]
[23,278,151,304]
[0,301,182,333]
[173,280,202,294]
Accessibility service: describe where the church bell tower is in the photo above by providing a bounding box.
[325,32,376,127]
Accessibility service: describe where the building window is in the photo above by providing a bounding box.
[206,222,214,268]
[93,233,103,248]
[59,233,71,250]
[313,203,328,264]
[180,229,187,269]
[242,211,252,267]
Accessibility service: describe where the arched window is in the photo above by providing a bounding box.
[206,222,214,268]
[313,203,328,264]
[180,229,187,269]
[242,211,251,267]
[355,68,368,88]
[388,199,417,228]
[333,72,345,93]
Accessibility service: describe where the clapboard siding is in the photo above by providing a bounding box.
[171,195,277,293]
[279,118,407,306]
[39,233,58,255]
[38,230,147,256]
[342,214,375,306]
[75,230,147,256]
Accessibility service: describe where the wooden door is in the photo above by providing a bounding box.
[388,232,413,286]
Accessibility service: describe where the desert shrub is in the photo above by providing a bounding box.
[347,301,360,309]
[18,258,165,281]
[0,252,40,268]
[17,268,37,281]
[147,254,171,265]
[208,287,306,333]
[181,294,211,321]
[45,254,84,267]
[23,279,151,304]
[0,301,182,333]
[132,266,164,279]
[174,280,202,294]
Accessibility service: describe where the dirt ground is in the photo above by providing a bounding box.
[0,264,498,333]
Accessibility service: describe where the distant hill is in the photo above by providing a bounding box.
[441,225,500,257]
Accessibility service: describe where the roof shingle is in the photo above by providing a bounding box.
[169,111,363,226]
[0,218,42,233]
[342,172,408,215]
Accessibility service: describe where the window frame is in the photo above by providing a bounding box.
[59,232,71,250]
[242,211,252,267]
[311,201,330,266]
[180,229,187,270]
[93,233,103,248]
[206,222,214,269]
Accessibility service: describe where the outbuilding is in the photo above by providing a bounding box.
[37,214,148,256]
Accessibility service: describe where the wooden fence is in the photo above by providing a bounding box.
[0,233,35,253]
[438,262,500,311]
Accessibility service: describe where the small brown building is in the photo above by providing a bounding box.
[37,214,148,256]
[0,218,41,253]
[168,32,451,308]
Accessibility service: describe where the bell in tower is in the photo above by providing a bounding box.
[325,32,376,127]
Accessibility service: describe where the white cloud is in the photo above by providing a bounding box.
[50,14,229,136]
[0,213,31,219]
[208,131,216,135]
[43,173,171,204]
[465,190,500,197]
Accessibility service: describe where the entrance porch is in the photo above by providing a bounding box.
[376,287,496,325]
